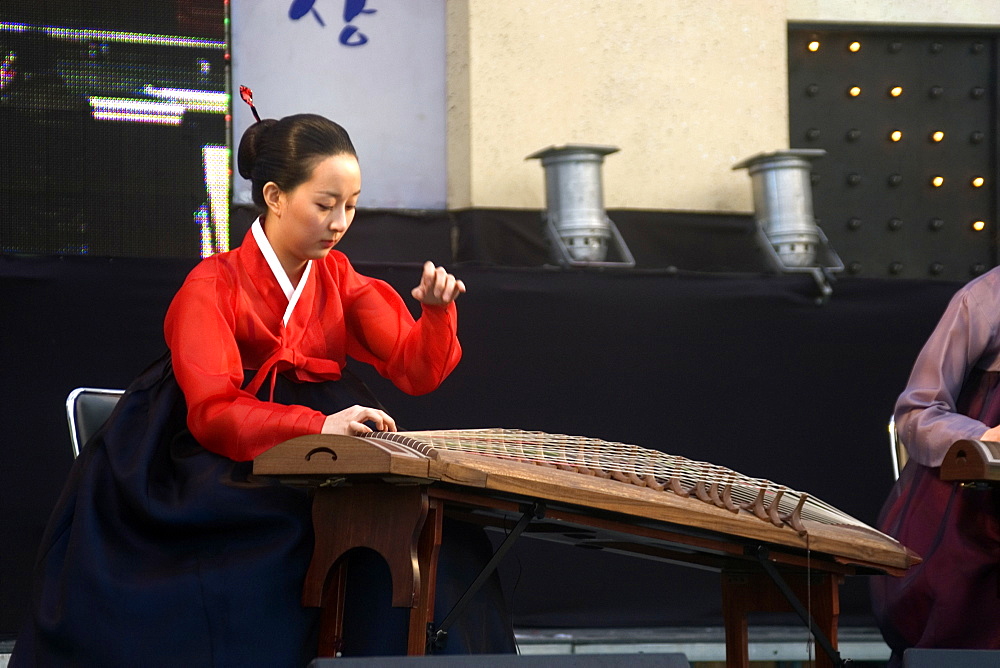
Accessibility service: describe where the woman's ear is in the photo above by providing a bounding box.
[262,182,283,216]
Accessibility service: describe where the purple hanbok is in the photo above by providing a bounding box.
[872,267,1000,665]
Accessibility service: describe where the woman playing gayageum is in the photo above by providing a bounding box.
[12,109,513,666]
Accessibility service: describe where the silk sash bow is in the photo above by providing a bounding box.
[244,346,343,401]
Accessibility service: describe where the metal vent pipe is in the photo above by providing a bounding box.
[526,144,633,267]
[732,149,827,267]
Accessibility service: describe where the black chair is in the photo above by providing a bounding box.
[65,387,124,457]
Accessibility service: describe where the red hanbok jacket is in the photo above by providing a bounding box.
[164,225,461,461]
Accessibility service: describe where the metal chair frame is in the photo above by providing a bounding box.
[889,415,909,480]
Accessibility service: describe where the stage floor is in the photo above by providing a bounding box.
[515,625,890,663]
[1,626,891,665]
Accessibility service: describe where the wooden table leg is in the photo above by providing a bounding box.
[721,568,841,668]
[721,572,751,668]
[317,559,348,656]
[407,497,443,654]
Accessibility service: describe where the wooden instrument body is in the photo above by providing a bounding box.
[940,439,1000,482]
[256,433,917,573]
[254,432,919,666]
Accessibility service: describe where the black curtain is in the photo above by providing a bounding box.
[0,238,961,636]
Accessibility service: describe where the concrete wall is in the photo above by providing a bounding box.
[446,0,1000,212]
[447,0,789,212]
[786,1,1000,26]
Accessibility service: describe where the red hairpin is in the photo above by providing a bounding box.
[239,85,262,122]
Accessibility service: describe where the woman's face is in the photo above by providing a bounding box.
[265,152,361,275]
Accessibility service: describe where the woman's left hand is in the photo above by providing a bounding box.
[411,261,466,306]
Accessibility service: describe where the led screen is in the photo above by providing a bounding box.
[0,1,230,258]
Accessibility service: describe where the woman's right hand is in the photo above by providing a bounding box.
[322,405,397,436]
[982,425,1000,442]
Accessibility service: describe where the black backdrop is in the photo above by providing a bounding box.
[0,210,965,639]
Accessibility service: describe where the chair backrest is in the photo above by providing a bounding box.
[889,415,909,480]
[66,387,125,457]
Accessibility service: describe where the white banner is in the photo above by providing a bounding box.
[231,0,446,209]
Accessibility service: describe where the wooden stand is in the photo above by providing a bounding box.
[302,483,849,666]
[303,484,442,656]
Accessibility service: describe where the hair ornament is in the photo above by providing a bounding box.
[239,85,262,123]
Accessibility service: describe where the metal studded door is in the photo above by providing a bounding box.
[789,26,998,280]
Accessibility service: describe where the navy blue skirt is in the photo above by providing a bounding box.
[13,354,514,667]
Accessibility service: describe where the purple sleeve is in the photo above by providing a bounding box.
[894,281,998,467]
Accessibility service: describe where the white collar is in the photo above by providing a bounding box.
[252,218,312,326]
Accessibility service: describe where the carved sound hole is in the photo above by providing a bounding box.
[305,447,338,461]
[956,449,967,464]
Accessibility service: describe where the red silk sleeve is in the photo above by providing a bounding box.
[335,257,462,395]
[164,264,326,462]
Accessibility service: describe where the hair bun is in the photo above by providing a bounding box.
[236,119,278,180]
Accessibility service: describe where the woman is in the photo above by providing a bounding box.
[872,266,1000,665]
[13,110,513,666]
